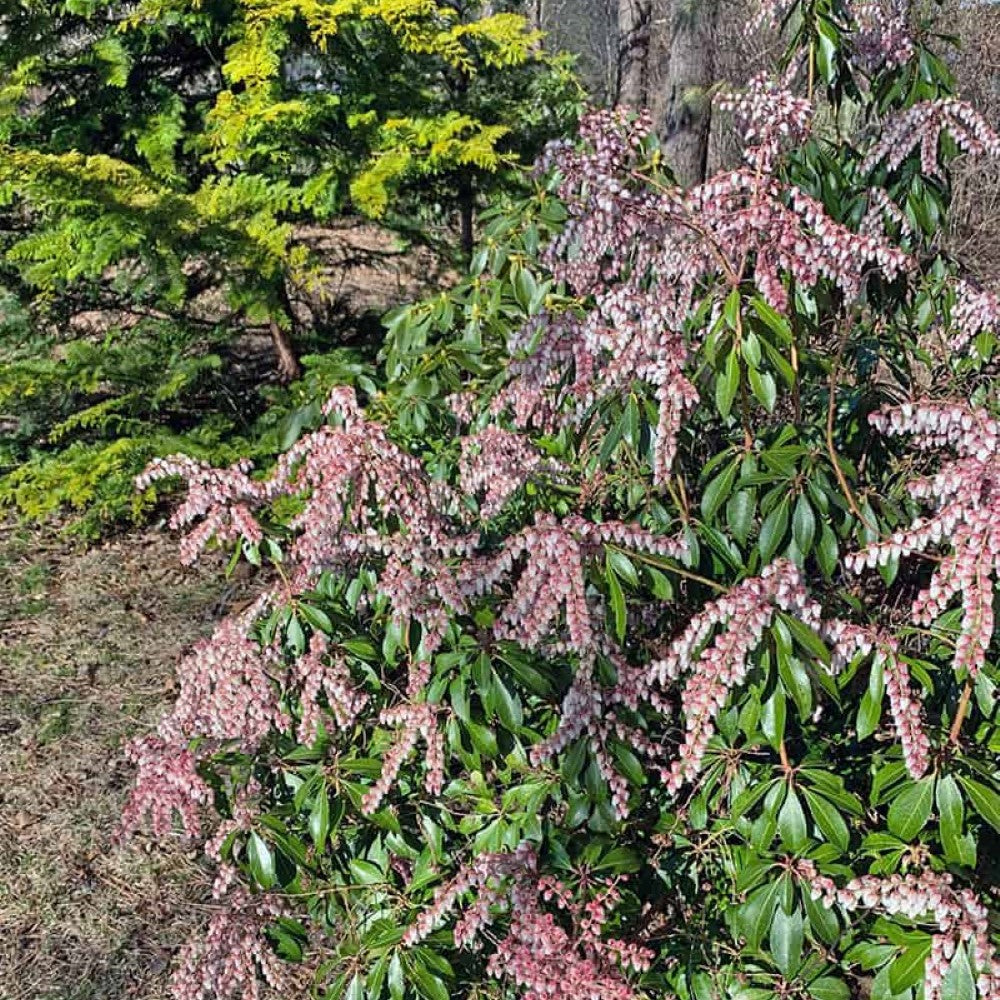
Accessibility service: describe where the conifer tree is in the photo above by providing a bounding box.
[0,0,578,530]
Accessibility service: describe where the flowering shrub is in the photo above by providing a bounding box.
[121,3,1000,1000]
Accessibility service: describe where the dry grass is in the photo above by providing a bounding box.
[0,523,258,1000]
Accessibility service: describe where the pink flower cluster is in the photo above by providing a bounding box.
[649,559,823,793]
[169,886,290,1000]
[716,72,813,174]
[848,402,1000,679]
[407,844,652,1000]
[825,621,930,778]
[494,105,913,485]
[362,701,444,814]
[117,734,210,840]
[137,456,265,566]
[458,426,547,519]
[850,0,914,72]
[162,617,288,748]
[860,187,913,242]
[118,612,286,841]
[292,633,368,745]
[797,863,1000,1000]
[947,279,1000,353]
[463,512,686,658]
[863,100,1000,178]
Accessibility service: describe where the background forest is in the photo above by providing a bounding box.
[4,3,1000,1000]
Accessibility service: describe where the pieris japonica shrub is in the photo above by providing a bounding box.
[121,3,1000,1000]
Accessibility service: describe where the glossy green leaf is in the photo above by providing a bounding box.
[702,459,740,521]
[770,905,804,977]
[938,775,975,867]
[778,788,808,851]
[804,789,850,851]
[726,490,757,546]
[887,778,934,841]
[247,831,276,889]
[959,776,1000,833]
[717,348,741,419]
[808,977,850,1000]
[792,493,816,554]
[759,497,791,562]
[309,784,330,850]
[888,938,932,995]
[941,945,976,1000]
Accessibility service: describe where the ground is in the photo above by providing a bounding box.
[0,522,258,1000]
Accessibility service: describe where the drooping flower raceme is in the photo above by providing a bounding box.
[848,402,1000,680]
[825,620,930,778]
[798,863,1000,1000]
[493,102,910,487]
[169,886,290,1000]
[863,99,1000,178]
[406,844,653,1000]
[648,559,823,793]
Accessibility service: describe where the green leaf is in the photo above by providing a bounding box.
[803,887,840,946]
[607,548,639,587]
[941,945,976,1000]
[309,784,330,851]
[857,658,885,741]
[816,523,839,578]
[762,687,787,752]
[741,879,782,951]
[792,494,816,554]
[594,845,643,874]
[702,459,739,521]
[778,612,831,666]
[778,651,813,720]
[247,831,276,889]
[345,974,365,1000]
[492,674,523,731]
[778,788,808,850]
[725,287,742,329]
[408,957,450,1000]
[717,348,741,420]
[749,366,777,412]
[959,776,1000,833]
[298,603,332,633]
[607,566,627,643]
[804,789,850,851]
[937,775,975,867]
[888,938,932,994]
[759,497,790,562]
[286,614,305,655]
[770,906,804,978]
[752,296,794,344]
[808,978,850,1000]
[726,490,757,546]
[349,859,385,885]
[887,778,934,841]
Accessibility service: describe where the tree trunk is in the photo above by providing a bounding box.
[616,0,652,107]
[655,0,716,187]
[526,0,543,31]
[269,280,302,382]
[269,318,302,382]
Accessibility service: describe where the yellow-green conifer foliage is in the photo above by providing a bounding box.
[0,0,579,533]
